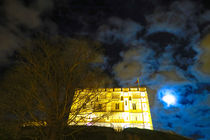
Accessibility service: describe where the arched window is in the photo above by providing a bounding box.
[121,96,124,100]
[132,103,136,110]
[115,103,120,109]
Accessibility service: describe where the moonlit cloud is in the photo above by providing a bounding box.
[95,0,210,139]
[146,11,186,37]
[199,10,210,24]
[198,34,210,74]
[97,17,144,45]
[153,83,210,139]
[113,46,144,83]
[5,0,41,29]
[113,61,141,81]
[146,0,199,38]
[0,26,19,65]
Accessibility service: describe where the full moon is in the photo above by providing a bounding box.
[162,93,176,107]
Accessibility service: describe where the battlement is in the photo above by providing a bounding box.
[79,87,147,92]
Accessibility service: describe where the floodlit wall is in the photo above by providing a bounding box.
[69,87,153,131]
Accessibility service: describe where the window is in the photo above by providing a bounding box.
[125,100,127,106]
[115,103,120,109]
[142,103,147,111]
[107,116,109,120]
[98,104,102,110]
[141,98,146,102]
[132,103,136,110]
[129,96,132,100]
[83,103,86,109]
[121,96,124,100]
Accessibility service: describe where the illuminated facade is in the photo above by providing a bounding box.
[69,87,153,131]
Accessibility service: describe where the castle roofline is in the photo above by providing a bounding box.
[77,87,147,92]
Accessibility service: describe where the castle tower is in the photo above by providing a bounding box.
[69,87,153,131]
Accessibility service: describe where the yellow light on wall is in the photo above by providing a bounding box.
[69,87,153,131]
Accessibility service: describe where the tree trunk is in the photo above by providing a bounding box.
[45,123,62,140]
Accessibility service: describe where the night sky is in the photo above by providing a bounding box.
[0,0,210,139]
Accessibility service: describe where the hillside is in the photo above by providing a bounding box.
[0,126,191,140]
[65,126,191,140]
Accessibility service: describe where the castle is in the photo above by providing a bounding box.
[69,87,153,131]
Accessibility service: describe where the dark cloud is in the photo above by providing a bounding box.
[0,0,56,65]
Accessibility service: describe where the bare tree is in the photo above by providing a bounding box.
[0,37,112,140]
